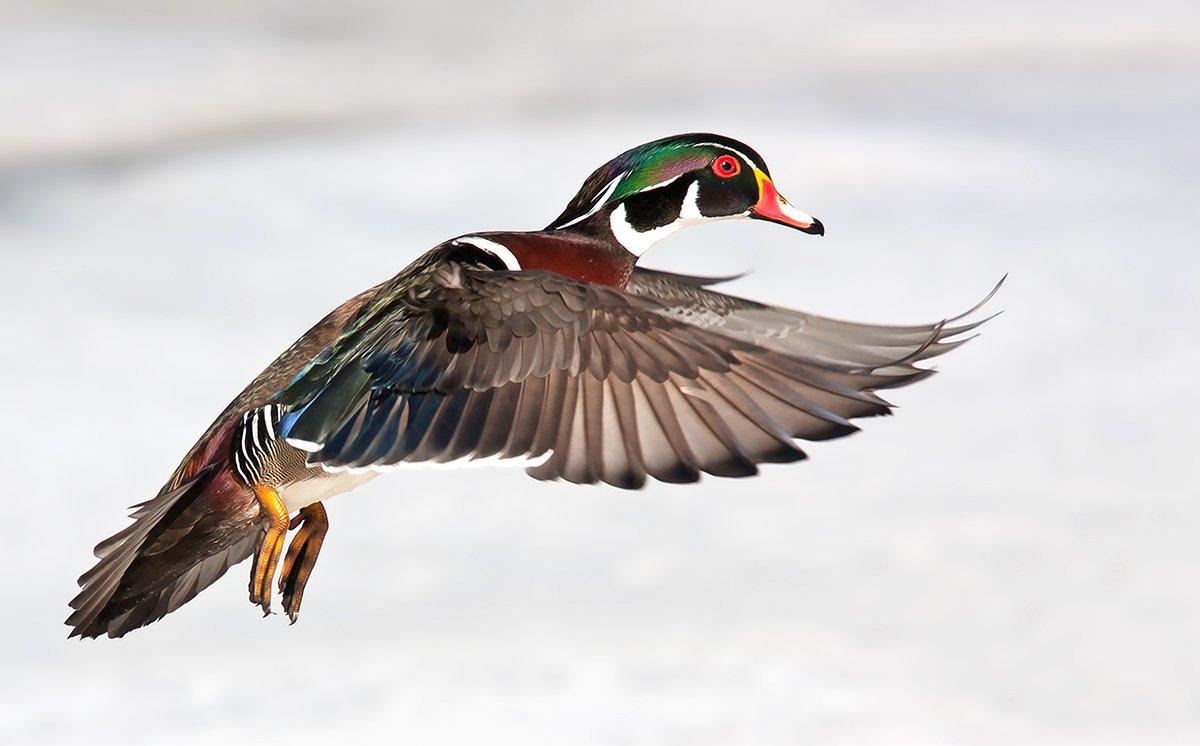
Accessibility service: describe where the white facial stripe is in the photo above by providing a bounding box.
[632,172,684,195]
[557,170,627,228]
[692,142,762,172]
[564,171,688,232]
[455,235,521,270]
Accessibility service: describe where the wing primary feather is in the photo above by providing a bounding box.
[672,381,759,477]
[735,361,860,431]
[444,389,496,460]
[700,374,804,457]
[582,374,605,482]
[529,371,569,457]
[608,378,648,488]
[502,376,545,458]
[473,384,521,459]
[353,394,406,466]
[408,390,469,461]
[634,377,701,483]
[526,372,579,481]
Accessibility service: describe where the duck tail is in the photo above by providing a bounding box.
[66,461,261,639]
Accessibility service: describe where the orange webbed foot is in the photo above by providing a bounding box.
[278,503,329,624]
[248,485,289,615]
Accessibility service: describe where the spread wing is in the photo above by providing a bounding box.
[275,263,996,489]
[626,267,1002,389]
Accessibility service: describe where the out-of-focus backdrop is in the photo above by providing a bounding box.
[2,1,1198,744]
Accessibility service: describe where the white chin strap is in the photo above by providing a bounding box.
[609,204,687,256]
[610,180,733,256]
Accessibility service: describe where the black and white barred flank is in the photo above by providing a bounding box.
[232,404,285,487]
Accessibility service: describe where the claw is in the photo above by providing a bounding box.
[278,503,329,624]
[248,485,289,615]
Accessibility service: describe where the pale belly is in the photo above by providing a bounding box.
[261,433,545,513]
[278,469,378,513]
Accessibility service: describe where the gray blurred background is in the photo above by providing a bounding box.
[2,1,1198,743]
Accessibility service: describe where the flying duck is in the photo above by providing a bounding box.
[68,133,999,638]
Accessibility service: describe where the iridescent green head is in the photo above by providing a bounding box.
[547,133,822,255]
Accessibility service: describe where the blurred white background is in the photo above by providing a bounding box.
[2,1,1198,744]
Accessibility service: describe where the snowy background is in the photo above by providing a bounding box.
[2,1,1199,743]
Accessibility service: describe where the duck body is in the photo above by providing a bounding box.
[68,133,997,638]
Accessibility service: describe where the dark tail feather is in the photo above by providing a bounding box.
[67,465,261,639]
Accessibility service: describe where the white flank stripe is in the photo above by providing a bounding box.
[455,235,521,270]
[235,413,253,485]
[249,407,261,449]
[240,414,253,463]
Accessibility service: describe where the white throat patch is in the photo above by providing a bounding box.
[610,180,744,256]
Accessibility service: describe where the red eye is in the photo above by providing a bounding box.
[712,155,741,179]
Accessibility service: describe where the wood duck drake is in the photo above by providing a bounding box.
[69,133,1000,638]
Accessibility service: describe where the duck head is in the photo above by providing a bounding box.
[546,133,823,256]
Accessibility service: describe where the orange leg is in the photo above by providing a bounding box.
[248,484,289,615]
[278,502,329,624]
